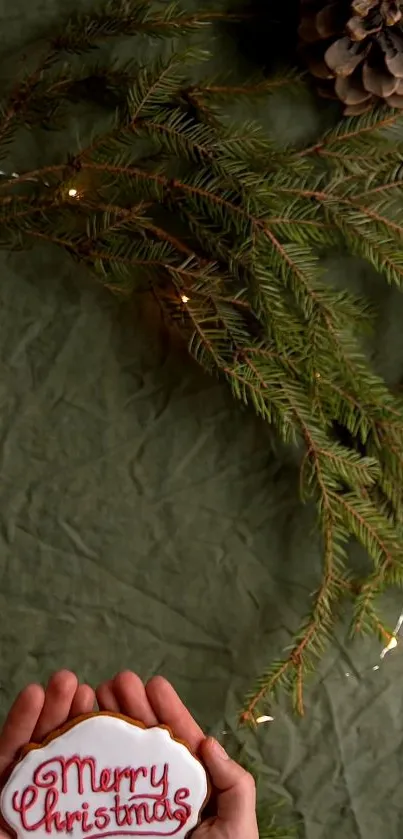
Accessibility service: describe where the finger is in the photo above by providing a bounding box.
[111,672,158,726]
[32,670,78,742]
[96,680,120,713]
[145,676,204,752]
[0,684,45,776]
[69,684,95,719]
[199,738,258,832]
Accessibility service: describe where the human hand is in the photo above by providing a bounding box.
[0,670,95,839]
[97,671,259,839]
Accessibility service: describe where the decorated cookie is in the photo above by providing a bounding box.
[0,713,209,839]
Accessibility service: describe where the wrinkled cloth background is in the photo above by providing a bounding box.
[1,2,403,838]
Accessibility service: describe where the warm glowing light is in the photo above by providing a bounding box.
[68,188,78,197]
[380,635,398,659]
[255,715,274,724]
[181,294,190,303]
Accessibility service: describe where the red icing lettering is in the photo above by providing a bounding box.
[129,768,147,794]
[111,769,127,795]
[81,803,93,833]
[13,787,61,832]
[33,761,61,790]
[153,800,174,822]
[33,757,97,796]
[94,808,110,831]
[110,794,132,828]
[150,765,168,799]
[11,754,195,836]
[112,767,147,795]
[44,788,61,833]
[30,757,150,798]
[129,803,152,827]
[65,811,82,832]
[63,758,97,795]
[12,787,38,829]
[98,770,112,793]
[173,789,191,825]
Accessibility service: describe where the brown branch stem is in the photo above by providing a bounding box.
[299,113,400,158]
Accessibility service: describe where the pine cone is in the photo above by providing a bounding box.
[299,0,403,114]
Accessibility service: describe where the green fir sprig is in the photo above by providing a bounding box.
[1,0,403,731]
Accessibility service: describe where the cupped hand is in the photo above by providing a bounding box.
[0,670,95,839]
[97,671,258,839]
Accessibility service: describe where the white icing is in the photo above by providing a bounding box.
[0,715,208,839]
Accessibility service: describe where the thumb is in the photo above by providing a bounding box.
[199,738,258,835]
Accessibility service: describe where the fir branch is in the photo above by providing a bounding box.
[3,9,403,718]
[353,596,395,641]
[127,51,206,122]
[51,2,243,53]
[241,515,346,721]
[274,183,403,287]
[0,49,58,156]
[189,70,304,100]
[361,178,403,198]
[300,108,403,157]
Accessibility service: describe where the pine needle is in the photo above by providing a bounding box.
[2,0,403,724]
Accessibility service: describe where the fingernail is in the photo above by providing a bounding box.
[210,738,230,760]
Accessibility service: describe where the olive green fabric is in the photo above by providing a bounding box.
[1,3,403,838]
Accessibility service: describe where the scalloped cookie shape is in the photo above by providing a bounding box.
[0,713,209,839]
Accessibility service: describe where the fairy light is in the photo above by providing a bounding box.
[378,608,403,660]
[255,715,274,724]
[1,168,79,197]
[181,294,190,303]
[380,634,398,659]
